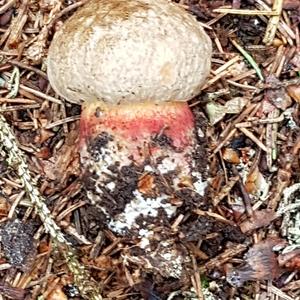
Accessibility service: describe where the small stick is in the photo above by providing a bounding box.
[45,115,80,129]
[9,59,48,79]
[0,104,41,112]
[232,167,254,217]
[0,0,16,14]
[199,244,247,273]
[263,0,283,45]
[191,256,203,300]
[238,127,269,153]
[214,55,241,75]
[213,8,278,16]
[227,80,258,91]
[0,98,37,104]
[230,69,257,82]
[19,84,63,105]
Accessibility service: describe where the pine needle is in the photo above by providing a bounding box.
[231,39,264,81]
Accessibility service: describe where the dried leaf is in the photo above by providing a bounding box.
[35,147,52,159]
[38,240,51,254]
[48,285,68,300]
[41,127,80,183]
[265,75,292,110]
[245,167,269,198]
[287,85,300,103]
[206,102,226,125]
[0,195,9,216]
[138,174,155,194]
[240,209,277,233]
[245,168,258,194]
[38,128,55,144]
[278,249,300,270]
[94,255,113,270]
[206,97,247,125]
[222,148,240,164]
[224,97,247,114]
[226,238,283,286]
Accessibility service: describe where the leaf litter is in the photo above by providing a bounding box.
[0,0,300,299]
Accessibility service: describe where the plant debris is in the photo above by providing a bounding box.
[0,0,300,299]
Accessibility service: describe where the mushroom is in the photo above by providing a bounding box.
[47,0,212,281]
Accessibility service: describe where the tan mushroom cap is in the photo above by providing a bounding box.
[47,0,212,105]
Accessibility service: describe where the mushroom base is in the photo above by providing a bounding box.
[79,101,208,279]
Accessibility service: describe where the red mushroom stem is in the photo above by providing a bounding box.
[79,100,207,277]
[80,101,206,227]
[80,101,195,159]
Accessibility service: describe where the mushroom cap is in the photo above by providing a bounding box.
[47,0,212,104]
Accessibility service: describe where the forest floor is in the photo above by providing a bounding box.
[0,0,300,299]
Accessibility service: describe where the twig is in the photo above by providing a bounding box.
[238,127,269,153]
[191,256,203,300]
[0,0,16,14]
[232,167,254,217]
[0,114,102,300]
[213,8,278,16]
[199,244,247,273]
[262,0,283,45]
[45,115,81,129]
[19,84,63,104]
[9,59,48,79]
[0,104,41,112]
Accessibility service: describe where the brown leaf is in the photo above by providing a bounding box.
[287,85,300,103]
[0,283,25,300]
[0,195,9,216]
[48,285,68,300]
[226,238,284,286]
[240,209,277,233]
[222,148,240,164]
[38,128,55,144]
[35,147,52,159]
[245,167,269,197]
[40,127,80,184]
[138,174,155,194]
[278,249,300,270]
[264,75,292,110]
[245,168,257,194]
[38,240,51,254]
[94,255,113,270]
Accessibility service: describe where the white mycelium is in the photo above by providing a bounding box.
[109,190,176,234]
[157,157,178,174]
[192,171,208,196]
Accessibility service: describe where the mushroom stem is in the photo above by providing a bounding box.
[80,101,195,161]
[79,100,207,278]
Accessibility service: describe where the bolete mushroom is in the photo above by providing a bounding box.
[47,0,212,280]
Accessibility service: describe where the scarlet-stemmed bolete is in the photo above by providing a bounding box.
[47,0,212,279]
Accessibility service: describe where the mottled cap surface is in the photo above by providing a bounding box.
[47,0,212,104]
